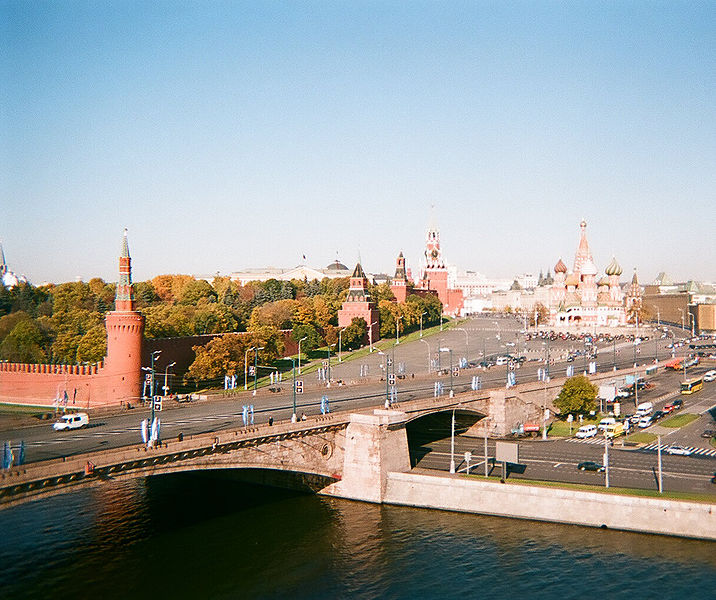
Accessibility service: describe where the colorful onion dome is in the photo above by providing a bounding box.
[604,256,622,276]
[554,258,567,273]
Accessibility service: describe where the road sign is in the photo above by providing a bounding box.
[388,373,396,385]
[295,380,304,394]
[153,397,163,412]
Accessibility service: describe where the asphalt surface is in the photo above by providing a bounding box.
[3,316,714,494]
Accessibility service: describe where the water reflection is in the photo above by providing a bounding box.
[0,473,713,599]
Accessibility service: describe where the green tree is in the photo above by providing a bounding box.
[342,317,367,350]
[0,320,48,363]
[554,375,597,416]
[291,323,323,352]
[186,333,250,382]
[180,279,218,305]
[76,325,107,363]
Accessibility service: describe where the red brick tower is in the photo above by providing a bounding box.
[390,251,411,303]
[338,263,380,343]
[104,229,145,404]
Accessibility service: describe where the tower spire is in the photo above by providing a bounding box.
[0,241,7,277]
[115,229,136,311]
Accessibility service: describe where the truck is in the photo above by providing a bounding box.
[598,384,617,404]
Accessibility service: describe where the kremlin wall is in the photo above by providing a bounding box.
[0,232,145,409]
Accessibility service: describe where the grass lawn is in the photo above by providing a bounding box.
[548,416,601,437]
[660,413,699,428]
[625,432,657,444]
[463,473,715,503]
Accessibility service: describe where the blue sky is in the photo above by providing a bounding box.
[2,1,714,284]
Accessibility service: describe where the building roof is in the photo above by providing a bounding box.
[326,260,349,271]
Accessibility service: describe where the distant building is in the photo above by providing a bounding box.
[229,260,354,285]
[0,241,29,288]
[415,224,464,316]
[547,221,633,327]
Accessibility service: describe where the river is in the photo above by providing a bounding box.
[1,473,714,599]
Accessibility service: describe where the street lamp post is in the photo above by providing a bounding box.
[338,328,346,362]
[688,312,695,337]
[420,339,430,373]
[420,312,427,337]
[457,328,469,365]
[327,343,335,384]
[291,357,297,422]
[440,347,453,396]
[297,336,308,375]
[450,409,456,474]
[149,350,161,425]
[162,361,176,396]
[244,346,254,390]
[253,346,264,394]
[396,316,402,344]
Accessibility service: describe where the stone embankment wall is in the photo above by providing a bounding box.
[383,471,716,541]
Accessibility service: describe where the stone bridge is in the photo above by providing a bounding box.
[0,368,634,509]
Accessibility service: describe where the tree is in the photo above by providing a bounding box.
[533,302,549,326]
[554,375,597,416]
[0,320,48,363]
[342,317,367,350]
[180,279,218,305]
[291,323,323,352]
[76,325,107,363]
[249,299,299,330]
[186,333,250,382]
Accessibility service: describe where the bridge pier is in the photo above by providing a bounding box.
[321,410,411,503]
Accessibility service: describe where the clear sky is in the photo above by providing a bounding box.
[2,1,714,285]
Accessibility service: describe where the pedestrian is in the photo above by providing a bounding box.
[269,416,273,426]
[301,412,307,421]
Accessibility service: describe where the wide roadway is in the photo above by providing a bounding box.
[3,317,714,493]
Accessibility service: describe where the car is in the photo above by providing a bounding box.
[629,414,642,424]
[666,445,693,456]
[578,461,605,472]
[638,416,653,428]
[662,404,675,414]
[576,425,598,439]
[701,429,716,439]
[52,412,89,431]
[703,370,716,382]
[598,417,616,431]
[672,398,683,409]
[652,410,665,421]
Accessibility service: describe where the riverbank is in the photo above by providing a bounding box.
[381,469,716,540]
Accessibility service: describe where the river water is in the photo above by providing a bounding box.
[1,473,714,599]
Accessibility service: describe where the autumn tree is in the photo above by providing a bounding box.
[0,320,48,363]
[341,317,367,350]
[76,325,107,363]
[554,375,597,416]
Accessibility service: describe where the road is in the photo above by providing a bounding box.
[2,316,714,494]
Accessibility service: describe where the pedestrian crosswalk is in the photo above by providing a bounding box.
[566,436,610,446]
[641,443,716,457]
[566,436,716,456]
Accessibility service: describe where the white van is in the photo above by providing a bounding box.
[638,415,653,428]
[576,424,598,439]
[636,402,653,416]
[598,417,616,431]
[53,412,89,431]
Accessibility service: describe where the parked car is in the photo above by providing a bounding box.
[703,370,716,382]
[576,425,598,439]
[652,410,665,421]
[577,461,605,472]
[666,445,693,456]
[701,429,715,439]
[52,412,89,431]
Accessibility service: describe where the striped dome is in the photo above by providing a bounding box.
[554,258,567,273]
[605,256,623,276]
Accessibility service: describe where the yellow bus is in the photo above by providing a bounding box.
[605,422,625,438]
[680,377,703,394]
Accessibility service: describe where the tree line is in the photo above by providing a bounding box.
[0,276,442,388]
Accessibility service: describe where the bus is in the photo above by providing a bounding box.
[680,378,703,395]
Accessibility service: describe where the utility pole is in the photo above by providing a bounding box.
[657,434,663,493]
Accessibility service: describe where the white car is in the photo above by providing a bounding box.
[703,370,716,382]
[666,445,693,456]
[52,412,89,431]
[638,416,653,428]
[598,417,616,431]
[576,425,598,439]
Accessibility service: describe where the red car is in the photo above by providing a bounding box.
[663,404,675,414]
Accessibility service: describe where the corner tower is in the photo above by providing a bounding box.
[338,263,380,344]
[104,229,145,405]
